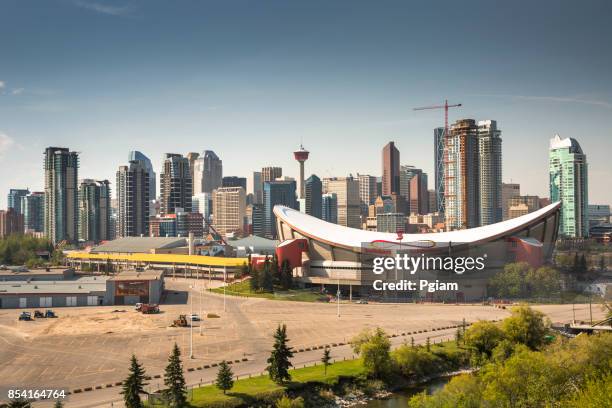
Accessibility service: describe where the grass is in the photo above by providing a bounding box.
[185,358,364,407]
[210,279,329,302]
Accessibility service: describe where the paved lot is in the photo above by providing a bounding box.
[0,277,604,406]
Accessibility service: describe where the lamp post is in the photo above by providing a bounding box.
[337,278,340,318]
[200,283,203,335]
[189,284,194,359]
[223,267,227,312]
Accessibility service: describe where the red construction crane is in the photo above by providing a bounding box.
[413,99,462,137]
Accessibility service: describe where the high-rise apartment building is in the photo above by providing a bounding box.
[326,177,360,229]
[193,150,222,194]
[7,189,29,214]
[445,120,480,230]
[160,153,192,215]
[382,142,400,196]
[549,134,589,238]
[322,193,338,224]
[116,161,150,237]
[128,151,156,214]
[21,192,44,233]
[358,174,377,216]
[304,175,322,219]
[433,127,446,213]
[0,208,24,238]
[212,187,246,237]
[478,120,503,226]
[263,180,297,239]
[251,204,265,236]
[44,147,79,244]
[78,179,111,243]
[502,183,520,220]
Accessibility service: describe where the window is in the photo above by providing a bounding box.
[87,296,98,306]
[40,297,52,307]
[66,296,77,307]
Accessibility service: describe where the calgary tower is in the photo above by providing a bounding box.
[293,144,310,199]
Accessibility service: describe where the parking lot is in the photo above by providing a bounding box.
[0,277,604,394]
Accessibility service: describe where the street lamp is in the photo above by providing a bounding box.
[189,284,194,359]
[337,278,340,318]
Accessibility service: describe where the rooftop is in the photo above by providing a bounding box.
[108,269,164,281]
[0,276,107,295]
[90,237,187,254]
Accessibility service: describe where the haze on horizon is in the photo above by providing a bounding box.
[1,0,611,208]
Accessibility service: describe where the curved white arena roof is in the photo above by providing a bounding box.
[274,202,560,249]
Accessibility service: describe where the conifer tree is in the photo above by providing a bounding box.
[215,360,234,394]
[163,343,186,408]
[321,347,331,375]
[267,324,295,384]
[121,354,147,408]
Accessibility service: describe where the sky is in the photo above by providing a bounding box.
[1,0,611,208]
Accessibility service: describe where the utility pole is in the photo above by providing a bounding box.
[223,267,227,312]
[337,278,340,318]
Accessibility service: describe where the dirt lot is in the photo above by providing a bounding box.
[0,278,604,393]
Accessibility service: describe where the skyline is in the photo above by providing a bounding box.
[1,0,612,208]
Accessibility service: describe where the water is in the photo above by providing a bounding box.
[364,376,451,408]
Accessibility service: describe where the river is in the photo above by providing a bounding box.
[364,376,451,407]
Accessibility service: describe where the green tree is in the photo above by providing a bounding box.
[250,267,260,291]
[163,343,186,407]
[463,321,505,359]
[53,401,64,408]
[599,255,606,272]
[489,262,530,298]
[580,254,588,272]
[351,327,392,378]
[455,328,463,344]
[501,305,548,350]
[426,337,431,352]
[6,400,31,408]
[121,354,147,408]
[280,259,293,290]
[321,347,331,375]
[267,324,294,384]
[215,360,234,394]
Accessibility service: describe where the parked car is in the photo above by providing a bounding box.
[34,310,45,318]
[189,313,201,321]
[45,310,57,318]
[356,299,368,304]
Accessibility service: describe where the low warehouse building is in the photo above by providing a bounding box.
[0,268,164,309]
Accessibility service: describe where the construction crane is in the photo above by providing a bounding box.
[413,100,462,215]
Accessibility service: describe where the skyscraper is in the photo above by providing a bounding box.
[192,193,212,223]
[382,142,400,196]
[549,134,589,238]
[212,187,246,237]
[116,160,150,237]
[262,166,282,183]
[434,127,446,213]
[478,120,503,226]
[304,175,322,219]
[358,174,377,216]
[445,120,480,230]
[251,171,263,204]
[78,179,111,243]
[160,153,192,215]
[326,177,360,228]
[193,150,222,194]
[128,151,156,213]
[7,189,29,214]
[21,192,44,233]
[263,180,297,239]
[44,147,79,244]
[186,152,200,195]
[409,171,429,215]
[222,176,247,190]
[322,193,338,224]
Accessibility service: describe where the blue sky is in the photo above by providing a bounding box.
[1,0,611,208]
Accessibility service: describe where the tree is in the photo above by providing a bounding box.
[121,354,147,408]
[53,401,64,408]
[502,305,548,350]
[351,327,392,378]
[411,336,415,348]
[573,252,580,273]
[250,267,260,292]
[455,328,463,344]
[163,343,186,407]
[463,321,505,359]
[267,324,294,384]
[271,254,281,284]
[321,347,331,375]
[599,255,606,272]
[280,259,293,290]
[426,337,431,352]
[262,265,274,292]
[6,400,31,408]
[215,360,234,394]
[580,254,588,272]
[276,396,305,408]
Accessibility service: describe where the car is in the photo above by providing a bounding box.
[356,299,368,304]
[189,314,201,321]
[18,312,32,321]
[135,303,143,311]
[45,310,57,318]
[34,310,45,318]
